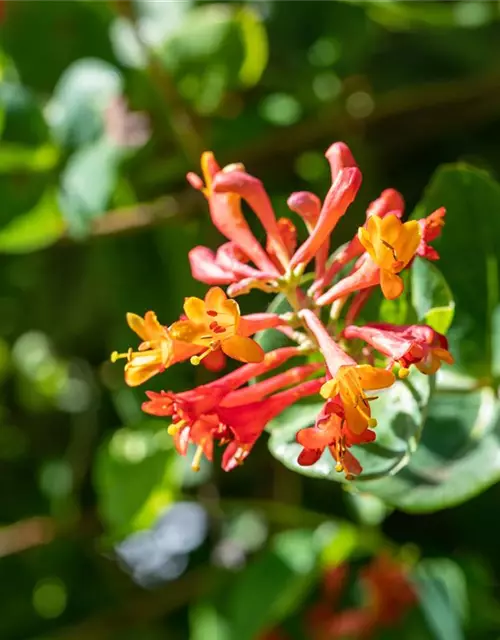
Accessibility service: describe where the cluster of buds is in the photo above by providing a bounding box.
[112,141,453,478]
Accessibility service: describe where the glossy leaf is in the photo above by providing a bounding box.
[94,421,178,539]
[356,387,500,512]
[268,370,432,484]
[0,189,65,253]
[412,164,500,379]
[411,257,455,334]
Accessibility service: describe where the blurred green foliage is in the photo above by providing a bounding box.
[2,1,500,639]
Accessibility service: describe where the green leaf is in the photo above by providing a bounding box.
[0,189,65,253]
[93,421,178,538]
[411,257,455,334]
[415,558,468,640]
[0,82,48,145]
[190,603,230,640]
[0,83,53,225]
[59,139,121,238]
[0,2,116,93]
[357,387,500,512]
[0,143,59,173]
[226,529,320,640]
[412,164,500,379]
[268,370,432,484]
[47,58,123,148]
[159,5,268,114]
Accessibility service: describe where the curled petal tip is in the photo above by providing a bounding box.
[325,141,357,180]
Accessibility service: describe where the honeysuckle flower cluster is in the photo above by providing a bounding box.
[112,141,453,479]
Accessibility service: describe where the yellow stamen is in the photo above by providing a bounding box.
[355,398,378,428]
[190,346,216,366]
[168,420,186,437]
[398,367,410,379]
[111,348,133,363]
[335,462,343,473]
[191,445,204,472]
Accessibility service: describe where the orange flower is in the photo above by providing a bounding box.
[358,214,421,299]
[320,365,395,435]
[111,311,197,386]
[170,287,265,365]
[297,398,376,478]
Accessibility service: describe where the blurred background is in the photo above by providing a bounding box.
[2,1,500,638]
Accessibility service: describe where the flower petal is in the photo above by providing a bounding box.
[344,402,370,435]
[297,448,323,466]
[222,335,264,363]
[320,379,338,399]
[356,365,396,390]
[204,286,228,311]
[183,296,206,323]
[297,424,334,449]
[124,362,162,387]
[126,312,148,341]
[396,220,421,266]
[170,320,211,345]
[144,310,164,340]
[380,270,404,300]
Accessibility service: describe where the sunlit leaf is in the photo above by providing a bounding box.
[268,370,432,484]
[0,189,65,253]
[411,257,455,334]
[356,387,500,512]
[412,164,500,379]
[94,421,178,539]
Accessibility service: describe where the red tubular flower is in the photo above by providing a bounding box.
[344,323,454,377]
[289,167,362,271]
[288,191,329,280]
[325,141,358,181]
[189,152,279,275]
[201,349,227,372]
[142,346,312,468]
[345,288,375,326]
[217,243,273,280]
[297,398,376,478]
[300,309,395,437]
[315,253,379,307]
[188,246,237,285]
[287,191,321,226]
[220,378,324,471]
[212,169,291,271]
[266,217,297,271]
[417,207,446,261]
[311,188,405,298]
[360,554,416,627]
[221,363,322,407]
[188,244,277,294]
